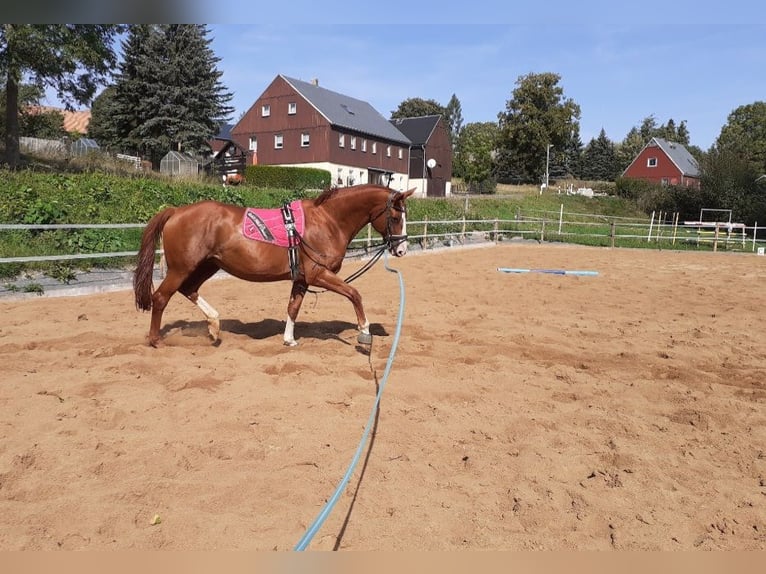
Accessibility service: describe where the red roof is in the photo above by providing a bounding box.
[26,105,91,134]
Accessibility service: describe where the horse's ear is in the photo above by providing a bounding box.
[400,188,416,199]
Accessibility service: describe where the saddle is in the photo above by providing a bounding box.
[242,200,304,279]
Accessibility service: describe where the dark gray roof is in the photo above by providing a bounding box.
[390,115,440,146]
[652,137,700,177]
[214,123,234,140]
[281,75,411,145]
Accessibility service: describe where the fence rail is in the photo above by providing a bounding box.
[2,206,766,267]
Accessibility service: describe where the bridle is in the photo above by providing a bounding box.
[372,190,408,252]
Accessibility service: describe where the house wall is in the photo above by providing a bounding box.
[427,118,452,197]
[625,143,699,187]
[230,76,409,189]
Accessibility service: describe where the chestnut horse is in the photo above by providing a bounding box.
[133,184,415,347]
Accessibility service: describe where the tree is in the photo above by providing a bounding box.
[444,93,463,150]
[91,24,233,167]
[581,129,618,181]
[715,101,766,176]
[557,122,584,179]
[454,121,498,188]
[1,82,64,139]
[700,147,766,227]
[495,72,581,184]
[0,24,124,168]
[86,85,120,147]
[390,97,445,120]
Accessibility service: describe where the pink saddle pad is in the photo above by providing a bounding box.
[242,200,304,247]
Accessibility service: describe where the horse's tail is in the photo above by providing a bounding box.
[133,207,176,311]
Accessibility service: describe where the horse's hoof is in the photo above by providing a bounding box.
[284,340,298,347]
[357,332,373,345]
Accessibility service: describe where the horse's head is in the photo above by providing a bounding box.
[371,188,416,257]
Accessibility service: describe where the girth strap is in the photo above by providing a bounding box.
[281,203,300,280]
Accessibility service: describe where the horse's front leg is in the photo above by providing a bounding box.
[310,269,372,345]
[284,280,307,346]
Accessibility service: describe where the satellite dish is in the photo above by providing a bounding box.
[426,158,437,169]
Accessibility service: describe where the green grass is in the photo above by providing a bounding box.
[0,168,756,285]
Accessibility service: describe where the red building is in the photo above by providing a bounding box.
[622,137,700,188]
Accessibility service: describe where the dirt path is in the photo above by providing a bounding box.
[1,243,764,550]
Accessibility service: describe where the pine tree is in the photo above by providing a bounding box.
[581,129,618,181]
[91,24,233,167]
[444,93,463,150]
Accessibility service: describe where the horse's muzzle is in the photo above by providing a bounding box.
[388,234,409,257]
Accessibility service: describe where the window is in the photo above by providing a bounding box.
[288,102,297,115]
[350,136,356,150]
[261,104,270,117]
[386,145,391,157]
[339,134,345,148]
[647,157,658,167]
[274,134,283,149]
[398,148,403,160]
[301,132,310,147]
[248,136,257,152]
[661,177,669,186]
[372,142,377,154]
[361,140,367,152]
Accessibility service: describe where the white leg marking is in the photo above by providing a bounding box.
[283,315,298,346]
[360,319,370,335]
[195,295,220,341]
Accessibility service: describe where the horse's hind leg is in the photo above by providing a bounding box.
[180,261,221,342]
[148,270,187,347]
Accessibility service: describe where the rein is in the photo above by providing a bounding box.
[291,190,407,288]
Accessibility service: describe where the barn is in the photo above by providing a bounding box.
[622,137,701,188]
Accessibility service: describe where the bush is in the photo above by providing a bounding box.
[614,177,656,201]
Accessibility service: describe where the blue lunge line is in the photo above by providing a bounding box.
[294,251,406,551]
[497,267,599,276]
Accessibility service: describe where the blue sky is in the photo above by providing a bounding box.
[42,2,766,151]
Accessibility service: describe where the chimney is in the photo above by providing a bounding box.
[311,78,319,86]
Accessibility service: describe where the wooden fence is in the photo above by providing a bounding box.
[2,208,766,267]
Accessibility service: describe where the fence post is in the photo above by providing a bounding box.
[658,211,663,242]
[461,216,466,242]
[366,222,372,252]
[713,223,720,252]
[753,222,758,252]
[558,203,564,234]
[541,219,546,242]
[647,211,655,242]
[610,221,615,248]
[422,216,428,249]
[493,218,498,242]
[672,212,679,245]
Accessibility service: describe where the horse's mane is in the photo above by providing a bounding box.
[314,186,342,206]
[314,184,386,206]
